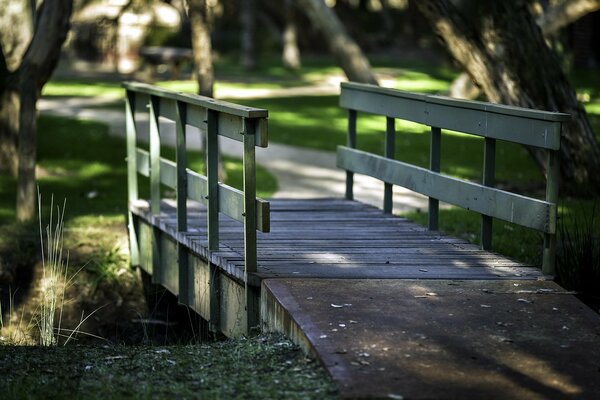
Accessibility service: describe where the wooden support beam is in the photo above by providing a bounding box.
[428,127,441,231]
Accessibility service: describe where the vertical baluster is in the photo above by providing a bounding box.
[149,95,161,283]
[149,95,161,215]
[429,127,441,230]
[206,109,219,251]
[125,91,139,266]
[345,109,357,200]
[481,137,496,250]
[243,118,257,273]
[384,117,396,214]
[543,149,559,275]
[176,101,189,304]
[243,118,258,333]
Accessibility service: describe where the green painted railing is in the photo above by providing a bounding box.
[123,81,270,305]
[338,82,569,275]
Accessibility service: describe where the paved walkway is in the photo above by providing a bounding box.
[39,96,430,212]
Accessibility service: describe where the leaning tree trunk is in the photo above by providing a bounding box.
[296,0,378,84]
[449,0,600,99]
[416,0,600,193]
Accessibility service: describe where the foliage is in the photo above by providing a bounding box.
[0,334,337,399]
[555,202,600,303]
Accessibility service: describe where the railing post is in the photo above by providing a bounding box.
[481,137,496,250]
[243,118,259,333]
[206,109,219,252]
[345,109,357,200]
[149,95,161,215]
[175,100,189,304]
[543,149,559,275]
[428,126,441,230]
[383,117,395,214]
[125,91,139,266]
[149,95,161,283]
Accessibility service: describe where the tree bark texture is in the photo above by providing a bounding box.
[450,0,600,99]
[296,0,378,85]
[282,0,301,70]
[240,0,256,70]
[417,0,600,193]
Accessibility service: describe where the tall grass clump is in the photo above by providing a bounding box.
[556,202,600,310]
[38,193,69,346]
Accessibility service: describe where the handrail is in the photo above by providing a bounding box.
[124,82,270,307]
[338,82,568,275]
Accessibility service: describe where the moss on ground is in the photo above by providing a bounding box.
[0,334,337,399]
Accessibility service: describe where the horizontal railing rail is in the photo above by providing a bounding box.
[338,82,568,274]
[124,82,270,316]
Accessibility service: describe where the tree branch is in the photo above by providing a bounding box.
[17,0,73,92]
[538,0,600,34]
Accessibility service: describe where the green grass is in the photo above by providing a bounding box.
[0,334,337,399]
[0,115,277,225]
[402,198,599,267]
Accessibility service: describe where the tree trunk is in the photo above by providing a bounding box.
[450,0,600,99]
[296,0,378,84]
[16,78,37,222]
[240,0,256,70]
[188,0,226,181]
[0,88,19,176]
[417,0,600,193]
[282,0,301,70]
[189,0,214,98]
[0,0,73,222]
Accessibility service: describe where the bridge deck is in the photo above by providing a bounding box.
[130,198,544,285]
[130,198,600,399]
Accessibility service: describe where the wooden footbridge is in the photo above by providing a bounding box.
[123,82,600,399]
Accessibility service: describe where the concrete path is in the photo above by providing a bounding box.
[39,96,430,212]
[263,278,600,399]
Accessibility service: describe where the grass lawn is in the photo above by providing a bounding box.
[0,334,336,399]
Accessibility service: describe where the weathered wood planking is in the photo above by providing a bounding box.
[130,198,544,288]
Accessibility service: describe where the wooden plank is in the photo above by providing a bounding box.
[159,97,178,121]
[481,137,496,250]
[429,126,441,231]
[135,150,270,232]
[149,95,161,215]
[123,81,268,118]
[186,106,268,148]
[243,119,258,273]
[345,109,356,200]
[383,117,395,213]
[337,146,555,233]
[207,109,219,251]
[340,82,568,150]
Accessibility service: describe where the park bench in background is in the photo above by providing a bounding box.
[138,47,193,79]
[338,82,569,274]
